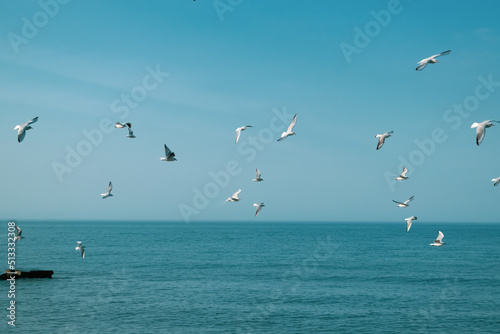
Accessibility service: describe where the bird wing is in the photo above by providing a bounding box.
[287,114,297,133]
[15,226,22,236]
[433,50,452,58]
[26,116,39,126]
[164,144,172,156]
[416,61,428,71]
[404,196,415,204]
[436,231,444,242]
[255,204,261,216]
[107,182,113,193]
[235,128,242,143]
[401,167,408,177]
[406,218,412,232]
[17,128,26,142]
[376,136,385,150]
[476,125,485,146]
[256,169,261,178]
[392,200,402,205]
[232,189,241,198]
[128,127,134,136]
[494,178,500,186]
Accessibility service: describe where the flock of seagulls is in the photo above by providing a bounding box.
[225,114,298,216]
[13,48,497,255]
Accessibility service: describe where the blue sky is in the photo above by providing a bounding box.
[1,0,500,222]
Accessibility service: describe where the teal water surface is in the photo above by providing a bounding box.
[0,221,499,333]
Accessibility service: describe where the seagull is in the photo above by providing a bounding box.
[277,114,297,141]
[225,189,241,202]
[405,216,417,232]
[252,169,263,182]
[392,195,414,208]
[375,131,393,150]
[235,125,252,144]
[75,241,85,259]
[396,167,409,181]
[471,120,499,146]
[253,202,265,216]
[160,144,177,162]
[492,177,500,186]
[430,231,445,247]
[101,182,113,199]
[115,122,132,128]
[126,127,136,138]
[14,116,38,143]
[416,50,451,71]
[14,225,25,242]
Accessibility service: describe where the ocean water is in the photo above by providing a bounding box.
[0,221,499,333]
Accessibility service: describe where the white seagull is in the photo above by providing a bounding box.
[252,169,263,182]
[396,167,409,181]
[225,189,242,202]
[75,241,85,259]
[14,225,25,242]
[160,144,177,162]
[392,195,414,208]
[126,126,136,138]
[416,50,451,71]
[405,216,417,232]
[471,120,499,146]
[115,122,132,128]
[235,125,252,144]
[277,114,297,141]
[14,116,38,143]
[375,131,393,150]
[253,202,265,216]
[492,177,500,186]
[430,231,445,247]
[101,182,113,199]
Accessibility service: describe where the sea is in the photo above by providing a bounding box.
[0,221,499,333]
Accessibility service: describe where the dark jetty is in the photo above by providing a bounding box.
[1,270,54,279]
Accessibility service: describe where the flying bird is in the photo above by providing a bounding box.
[471,120,499,146]
[235,125,252,144]
[252,169,263,182]
[405,216,417,232]
[115,122,132,128]
[253,202,265,216]
[160,144,177,162]
[375,131,393,150]
[396,167,409,181]
[430,231,445,247]
[75,241,85,259]
[101,182,113,199]
[392,195,414,208]
[492,177,500,186]
[225,189,242,202]
[416,50,451,71]
[14,116,38,143]
[126,127,136,138]
[277,114,297,141]
[14,225,25,242]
